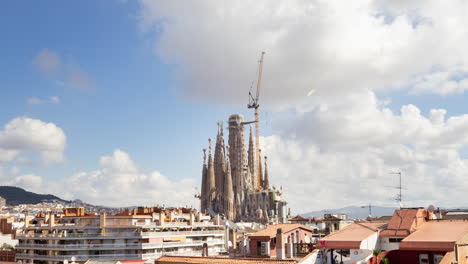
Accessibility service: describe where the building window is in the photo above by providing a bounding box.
[389,238,403,243]
[419,253,429,264]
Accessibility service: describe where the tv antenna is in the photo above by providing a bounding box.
[361,203,372,218]
[389,171,403,209]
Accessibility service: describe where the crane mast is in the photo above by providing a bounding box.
[248,52,265,189]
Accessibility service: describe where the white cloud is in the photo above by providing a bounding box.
[0,117,66,164]
[0,149,20,163]
[50,96,60,104]
[139,0,468,105]
[0,166,45,194]
[27,97,43,105]
[67,67,95,91]
[0,150,197,208]
[26,96,60,105]
[32,49,95,91]
[262,90,468,212]
[137,0,468,212]
[33,49,61,74]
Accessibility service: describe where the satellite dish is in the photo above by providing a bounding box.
[427,205,435,212]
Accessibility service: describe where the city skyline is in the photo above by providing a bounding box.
[2,1,468,213]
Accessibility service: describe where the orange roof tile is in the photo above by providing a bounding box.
[399,221,468,251]
[318,222,387,249]
[290,215,307,221]
[249,224,315,239]
[155,256,298,264]
[380,208,429,237]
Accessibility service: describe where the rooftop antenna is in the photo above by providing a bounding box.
[361,203,372,218]
[389,171,403,209]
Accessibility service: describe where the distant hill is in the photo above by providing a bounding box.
[302,205,397,220]
[0,186,69,206]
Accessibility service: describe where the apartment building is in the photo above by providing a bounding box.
[316,208,468,264]
[14,207,226,264]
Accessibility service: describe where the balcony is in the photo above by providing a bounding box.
[16,240,225,251]
[16,229,224,240]
[25,222,222,230]
[15,253,145,262]
[16,249,222,262]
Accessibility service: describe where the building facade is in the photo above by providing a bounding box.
[248,224,315,259]
[199,114,288,223]
[14,207,226,264]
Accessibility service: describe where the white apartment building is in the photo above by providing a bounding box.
[14,207,226,264]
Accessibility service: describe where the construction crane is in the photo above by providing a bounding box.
[247,51,265,189]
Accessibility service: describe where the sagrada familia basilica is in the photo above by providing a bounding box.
[199,114,288,224]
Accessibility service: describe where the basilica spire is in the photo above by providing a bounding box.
[263,156,269,190]
[207,138,216,211]
[214,121,226,203]
[247,125,257,190]
[258,148,263,189]
[201,148,208,213]
[224,145,234,220]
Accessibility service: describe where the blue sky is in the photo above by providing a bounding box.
[2,1,468,212]
[0,1,259,183]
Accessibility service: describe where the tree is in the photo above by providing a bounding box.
[1,243,13,250]
[381,256,390,264]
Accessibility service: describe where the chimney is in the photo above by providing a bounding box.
[100,213,107,228]
[232,229,237,250]
[24,214,30,228]
[276,228,285,259]
[198,212,204,222]
[44,213,49,225]
[215,214,221,225]
[189,212,195,226]
[49,213,55,227]
[169,211,174,222]
[159,211,165,227]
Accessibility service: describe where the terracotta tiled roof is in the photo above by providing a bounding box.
[322,216,342,221]
[155,256,298,264]
[290,215,307,221]
[380,208,429,237]
[317,222,387,249]
[399,221,468,251]
[249,224,315,239]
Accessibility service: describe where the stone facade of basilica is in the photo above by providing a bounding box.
[199,114,288,223]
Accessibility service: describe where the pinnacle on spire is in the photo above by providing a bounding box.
[208,138,212,157]
[217,121,224,136]
[226,145,230,163]
[202,148,207,165]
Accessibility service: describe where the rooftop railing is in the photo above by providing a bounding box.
[25,222,222,229]
[16,240,225,250]
[16,229,225,239]
[16,249,221,261]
